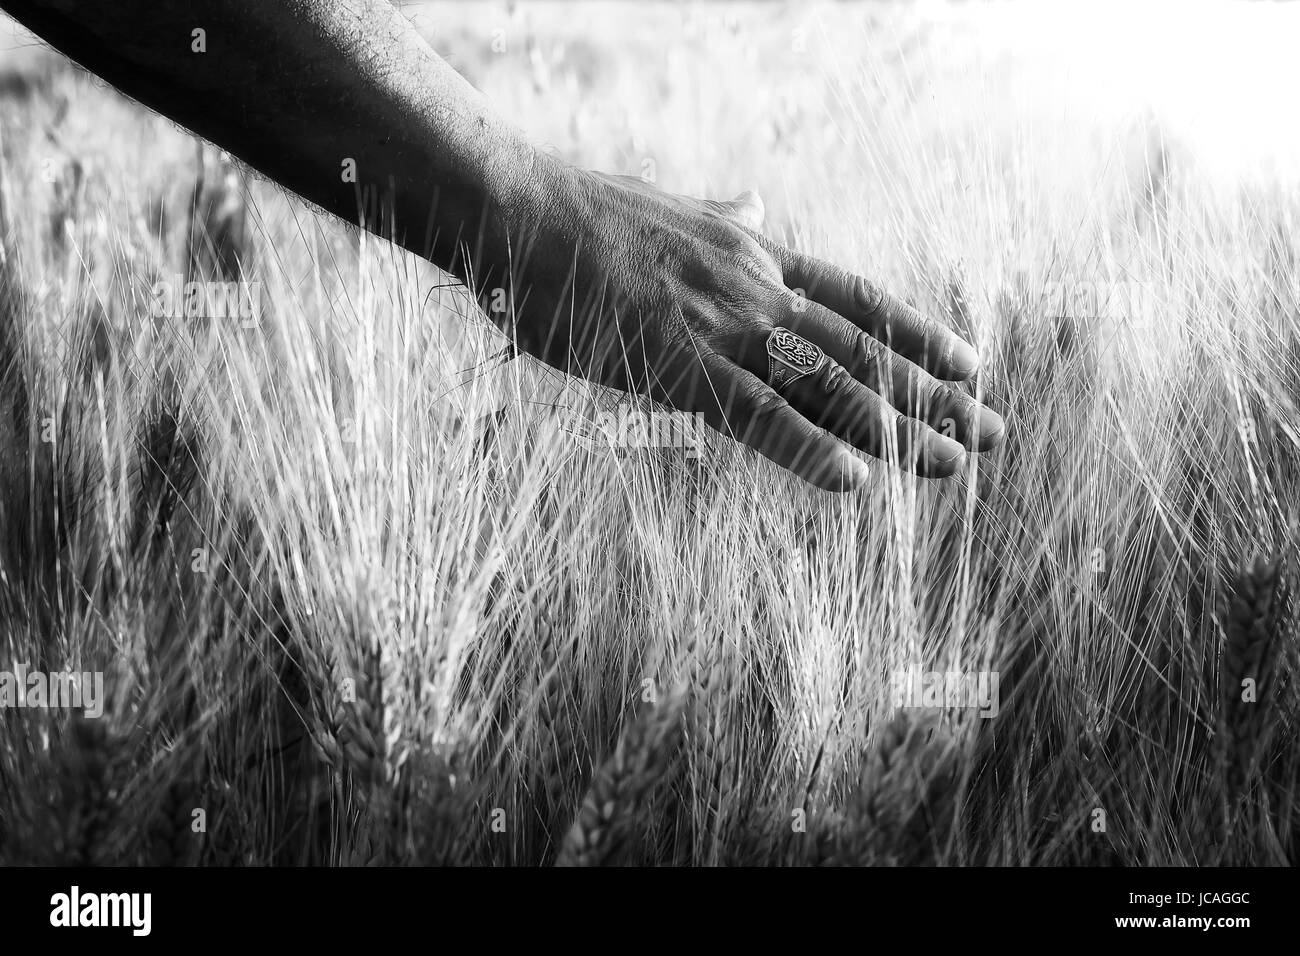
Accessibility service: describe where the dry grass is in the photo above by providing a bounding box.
[0,1,1298,866]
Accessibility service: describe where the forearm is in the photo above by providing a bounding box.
[0,0,551,288]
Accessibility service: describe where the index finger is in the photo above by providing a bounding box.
[750,237,980,381]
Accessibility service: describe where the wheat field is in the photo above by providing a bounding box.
[0,0,1297,866]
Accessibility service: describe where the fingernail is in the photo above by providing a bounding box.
[949,339,980,378]
[976,408,1006,449]
[927,432,966,466]
[835,449,872,489]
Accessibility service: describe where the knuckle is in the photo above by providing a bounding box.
[885,411,912,450]
[920,373,949,411]
[747,387,791,429]
[850,331,889,383]
[818,360,854,397]
[851,274,885,314]
[737,253,774,284]
[732,237,780,282]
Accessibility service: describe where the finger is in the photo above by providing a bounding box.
[702,189,766,232]
[727,190,765,231]
[730,336,967,477]
[678,350,871,491]
[752,237,979,381]
[765,296,1005,451]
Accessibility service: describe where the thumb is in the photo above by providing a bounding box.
[706,189,766,231]
[726,189,766,230]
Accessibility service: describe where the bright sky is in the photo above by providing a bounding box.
[955,0,1300,185]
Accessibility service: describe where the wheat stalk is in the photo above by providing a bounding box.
[149,777,200,866]
[685,631,739,859]
[838,710,963,866]
[556,690,685,867]
[61,716,120,866]
[531,612,578,840]
[1218,554,1290,848]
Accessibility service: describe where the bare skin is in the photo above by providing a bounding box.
[1,0,1005,490]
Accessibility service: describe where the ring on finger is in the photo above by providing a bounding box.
[766,326,827,395]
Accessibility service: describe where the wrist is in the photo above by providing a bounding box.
[474,144,583,291]
[489,145,575,237]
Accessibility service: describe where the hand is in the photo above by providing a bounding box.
[493,157,1005,490]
